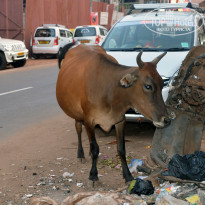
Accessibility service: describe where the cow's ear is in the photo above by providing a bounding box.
[119,73,137,88]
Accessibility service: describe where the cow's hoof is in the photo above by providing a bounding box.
[125,175,134,183]
[78,158,86,164]
[87,180,101,188]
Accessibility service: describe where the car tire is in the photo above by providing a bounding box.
[0,52,7,70]
[32,54,40,59]
[12,59,26,68]
[57,48,62,58]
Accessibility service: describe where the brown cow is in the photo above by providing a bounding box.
[56,43,170,183]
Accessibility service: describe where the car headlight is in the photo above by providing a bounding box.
[21,43,26,49]
[3,45,12,51]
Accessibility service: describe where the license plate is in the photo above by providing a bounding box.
[39,40,50,44]
[80,40,90,44]
[18,52,24,56]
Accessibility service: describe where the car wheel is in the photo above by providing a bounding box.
[32,54,41,59]
[57,48,62,58]
[12,59,26,68]
[0,52,7,70]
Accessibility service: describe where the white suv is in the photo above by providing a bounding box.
[32,24,74,58]
[101,3,205,121]
[74,25,108,45]
[0,37,28,70]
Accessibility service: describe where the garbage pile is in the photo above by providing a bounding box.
[29,152,205,204]
[30,192,137,205]
[29,180,205,205]
[124,152,205,204]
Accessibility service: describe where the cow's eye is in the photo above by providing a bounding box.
[145,84,152,90]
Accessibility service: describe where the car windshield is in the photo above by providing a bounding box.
[103,20,194,51]
[35,29,55,37]
[74,27,96,37]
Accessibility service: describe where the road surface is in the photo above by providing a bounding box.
[0,59,61,141]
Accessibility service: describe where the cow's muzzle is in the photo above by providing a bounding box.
[153,117,171,128]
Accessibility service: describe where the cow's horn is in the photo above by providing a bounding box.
[136,50,144,69]
[152,52,167,65]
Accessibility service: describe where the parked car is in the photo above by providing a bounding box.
[73,25,108,45]
[162,70,179,102]
[101,3,205,122]
[0,36,28,70]
[32,24,74,58]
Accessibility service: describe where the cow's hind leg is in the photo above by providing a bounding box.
[85,124,99,182]
[115,119,133,183]
[75,120,85,163]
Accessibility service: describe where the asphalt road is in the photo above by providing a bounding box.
[0,60,62,141]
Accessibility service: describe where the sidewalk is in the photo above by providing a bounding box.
[25,58,58,68]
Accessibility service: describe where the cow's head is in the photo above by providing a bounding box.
[119,51,170,128]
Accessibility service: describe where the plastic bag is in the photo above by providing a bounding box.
[128,178,154,196]
[128,159,143,173]
[162,151,205,181]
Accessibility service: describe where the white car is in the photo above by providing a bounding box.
[162,70,178,102]
[74,25,108,45]
[0,37,28,70]
[101,3,205,121]
[32,24,74,58]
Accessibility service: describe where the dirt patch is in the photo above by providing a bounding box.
[0,114,205,204]
[25,58,57,68]
[0,114,156,204]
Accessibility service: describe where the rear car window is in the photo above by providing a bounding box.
[35,29,55,37]
[74,27,96,37]
[100,28,107,36]
[66,31,73,38]
[60,29,66,37]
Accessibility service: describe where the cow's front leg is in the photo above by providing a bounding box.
[85,124,99,182]
[115,118,133,183]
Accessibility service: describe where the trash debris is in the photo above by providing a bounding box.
[76,183,83,187]
[30,196,58,205]
[115,164,121,169]
[61,191,136,205]
[63,172,74,178]
[161,151,205,181]
[198,189,205,204]
[156,195,190,205]
[104,155,109,159]
[102,156,132,169]
[185,194,201,204]
[128,178,154,196]
[26,194,33,198]
[106,140,131,145]
[128,159,143,174]
[51,186,59,191]
[22,194,33,200]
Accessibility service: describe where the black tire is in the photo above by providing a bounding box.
[32,54,41,59]
[56,48,62,59]
[0,52,7,70]
[12,59,26,68]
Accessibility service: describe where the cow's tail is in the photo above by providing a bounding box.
[58,42,75,69]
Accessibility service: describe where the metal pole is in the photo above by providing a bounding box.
[90,0,93,12]
[6,0,8,38]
